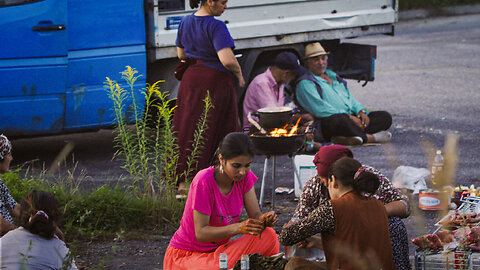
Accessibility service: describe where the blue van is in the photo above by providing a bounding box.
[0,0,146,137]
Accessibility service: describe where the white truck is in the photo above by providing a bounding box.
[0,0,397,136]
[147,0,398,97]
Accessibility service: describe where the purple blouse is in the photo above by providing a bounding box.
[176,14,234,74]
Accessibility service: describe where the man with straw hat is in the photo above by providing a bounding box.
[295,42,393,146]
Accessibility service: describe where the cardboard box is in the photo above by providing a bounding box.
[294,155,317,197]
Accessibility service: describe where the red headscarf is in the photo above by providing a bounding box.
[313,145,353,178]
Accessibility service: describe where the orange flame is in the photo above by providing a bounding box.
[269,117,301,137]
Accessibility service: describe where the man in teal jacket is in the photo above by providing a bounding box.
[296,42,392,145]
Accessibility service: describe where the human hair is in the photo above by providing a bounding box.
[217,132,255,161]
[190,0,216,9]
[328,157,379,196]
[0,134,12,162]
[17,190,61,239]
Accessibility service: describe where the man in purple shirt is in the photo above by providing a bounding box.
[243,52,308,129]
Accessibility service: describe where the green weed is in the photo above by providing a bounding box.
[105,66,212,198]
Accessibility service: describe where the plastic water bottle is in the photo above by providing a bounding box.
[219,253,228,270]
[305,141,314,152]
[240,254,250,270]
[431,150,444,185]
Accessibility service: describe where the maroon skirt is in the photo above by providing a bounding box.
[172,64,239,184]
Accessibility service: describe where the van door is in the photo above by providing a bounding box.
[65,0,146,131]
[0,0,67,137]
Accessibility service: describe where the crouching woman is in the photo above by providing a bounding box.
[279,157,395,270]
[0,190,77,269]
[164,132,279,270]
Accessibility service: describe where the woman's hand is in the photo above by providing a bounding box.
[259,211,278,227]
[55,226,65,242]
[237,76,245,88]
[297,236,323,249]
[238,218,264,235]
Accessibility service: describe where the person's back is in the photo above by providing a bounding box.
[0,190,77,270]
[0,227,76,270]
[177,14,232,73]
[322,192,395,270]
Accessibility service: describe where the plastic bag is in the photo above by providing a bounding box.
[392,165,429,194]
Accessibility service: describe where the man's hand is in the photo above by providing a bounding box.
[348,114,365,130]
[357,111,370,128]
[300,113,314,123]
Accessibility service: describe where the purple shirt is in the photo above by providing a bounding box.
[243,68,285,128]
[176,14,235,73]
[169,166,257,252]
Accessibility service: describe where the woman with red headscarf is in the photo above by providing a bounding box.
[280,157,396,270]
[286,145,410,270]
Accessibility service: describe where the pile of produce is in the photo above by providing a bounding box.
[439,210,480,228]
[233,253,288,270]
[412,226,480,251]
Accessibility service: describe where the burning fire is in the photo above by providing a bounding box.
[269,117,301,137]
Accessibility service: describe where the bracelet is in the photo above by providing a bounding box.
[358,110,366,116]
[399,200,410,217]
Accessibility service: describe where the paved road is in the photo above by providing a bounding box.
[8,13,480,269]
[347,14,480,183]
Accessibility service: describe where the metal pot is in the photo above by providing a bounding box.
[253,106,293,129]
[250,132,306,156]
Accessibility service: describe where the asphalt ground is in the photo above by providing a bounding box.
[7,12,480,269]
[249,12,480,265]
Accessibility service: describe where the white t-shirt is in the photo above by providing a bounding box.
[0,227,77,270]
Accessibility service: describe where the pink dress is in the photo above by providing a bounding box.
[165,166,280,269]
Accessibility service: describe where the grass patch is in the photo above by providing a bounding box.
[2,169,184,240]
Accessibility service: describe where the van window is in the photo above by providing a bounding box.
[0,0,43,7]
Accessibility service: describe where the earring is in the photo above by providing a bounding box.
[219,164,224,174]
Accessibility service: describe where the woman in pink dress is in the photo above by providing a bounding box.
[164,132,280,269]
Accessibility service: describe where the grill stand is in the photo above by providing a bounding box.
[258,154,303,210]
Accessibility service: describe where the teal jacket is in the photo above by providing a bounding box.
[296,69,366,118]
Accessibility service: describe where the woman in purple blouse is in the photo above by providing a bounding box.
[173,0,245,194]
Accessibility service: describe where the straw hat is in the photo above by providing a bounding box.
[304,42,329,59]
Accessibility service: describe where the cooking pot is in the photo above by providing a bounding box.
[253,106,293,129]
[250,132,306,156]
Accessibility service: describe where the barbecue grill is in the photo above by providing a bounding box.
[248,122,309,209]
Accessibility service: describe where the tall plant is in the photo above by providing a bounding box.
[179,91,214,191]
[105,66,212,198]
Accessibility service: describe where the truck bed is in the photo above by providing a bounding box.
[147,0,397,61]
